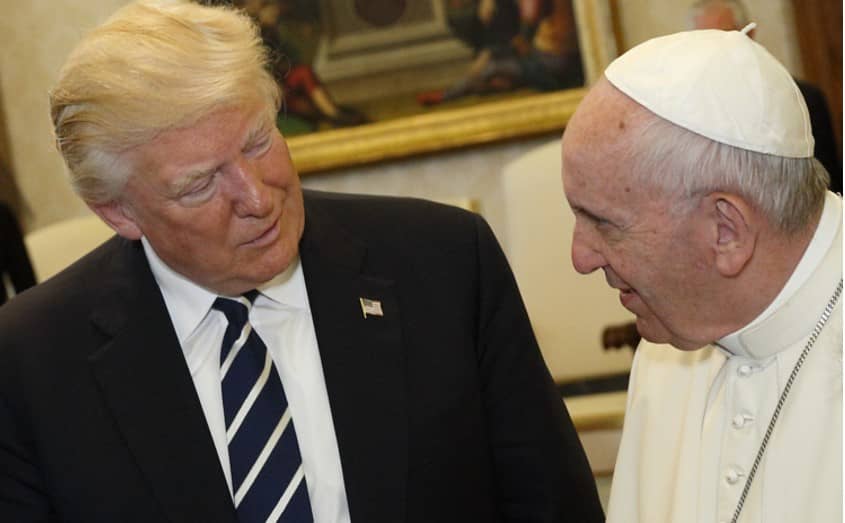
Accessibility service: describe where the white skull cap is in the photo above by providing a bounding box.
[604,25,813,158]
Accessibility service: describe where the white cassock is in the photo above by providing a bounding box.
[606,192,843,523]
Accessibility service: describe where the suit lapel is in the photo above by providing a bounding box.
[86,239,237,523]
[300,194,408,522]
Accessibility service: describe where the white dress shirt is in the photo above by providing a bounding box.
[606,192,843,523]
[141,238,351,523]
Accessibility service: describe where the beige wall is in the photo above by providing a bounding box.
[300,136,555,256]
[0,1,129,230]
[616,0,802,75]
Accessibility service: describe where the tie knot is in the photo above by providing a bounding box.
[212,291,258,328]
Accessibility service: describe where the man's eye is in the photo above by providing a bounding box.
[179,174,216,201]
[576,209,612,228]
[190,177,214,194]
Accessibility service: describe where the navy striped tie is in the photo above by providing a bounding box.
[213,291,314,522]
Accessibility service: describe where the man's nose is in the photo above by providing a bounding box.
[570,227,606,275]
[231,158,272,217]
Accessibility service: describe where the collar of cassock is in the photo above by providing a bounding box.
[716,192,842,360]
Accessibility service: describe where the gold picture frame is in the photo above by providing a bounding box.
[290,0,619,175]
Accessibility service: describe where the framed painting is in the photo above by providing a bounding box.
[211,0,619,174]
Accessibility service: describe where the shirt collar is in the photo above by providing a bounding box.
[142,237,217,344]
[254,257,309,311]
[141,237,308,344]
[716,192,842,359]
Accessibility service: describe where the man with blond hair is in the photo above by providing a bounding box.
[562,26,841,523]
[0,1,603,522]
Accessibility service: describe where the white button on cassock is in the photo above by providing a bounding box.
[732,413,754,428]
[726,468,745,485]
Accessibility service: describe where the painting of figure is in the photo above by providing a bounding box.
[419,0,583,106]
[206,0,587,137]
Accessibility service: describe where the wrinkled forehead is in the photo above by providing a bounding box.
[562,79,652,172]
[124,103,269,180]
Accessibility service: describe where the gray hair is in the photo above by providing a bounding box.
[50,0,281,205]
[632,112,829,233]
[689,0,750,30]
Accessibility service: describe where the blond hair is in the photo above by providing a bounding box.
[50,0,281,204]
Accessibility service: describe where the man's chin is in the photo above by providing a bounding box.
[636,317,707,351]
[257,244,299,279]
[633,315,669,341]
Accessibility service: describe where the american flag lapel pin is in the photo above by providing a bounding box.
[359,297,384,318]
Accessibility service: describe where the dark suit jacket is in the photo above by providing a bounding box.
[0,202,36,305]
[0,190,603,522]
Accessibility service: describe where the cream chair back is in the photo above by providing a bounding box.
[502,138,634,383]
[25,215,115,282]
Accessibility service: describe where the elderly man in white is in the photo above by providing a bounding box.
[561,26,841,523]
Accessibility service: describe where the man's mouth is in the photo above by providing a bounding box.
[245,218,280,247]
[618,287,638,308]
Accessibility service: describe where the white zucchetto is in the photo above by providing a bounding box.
[604,25,814,158]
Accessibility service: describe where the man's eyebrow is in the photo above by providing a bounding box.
[570,204,594,219]
[244,117,273,145]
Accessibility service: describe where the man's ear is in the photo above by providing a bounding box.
[88,200,143,240]
[710,194,756,277]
